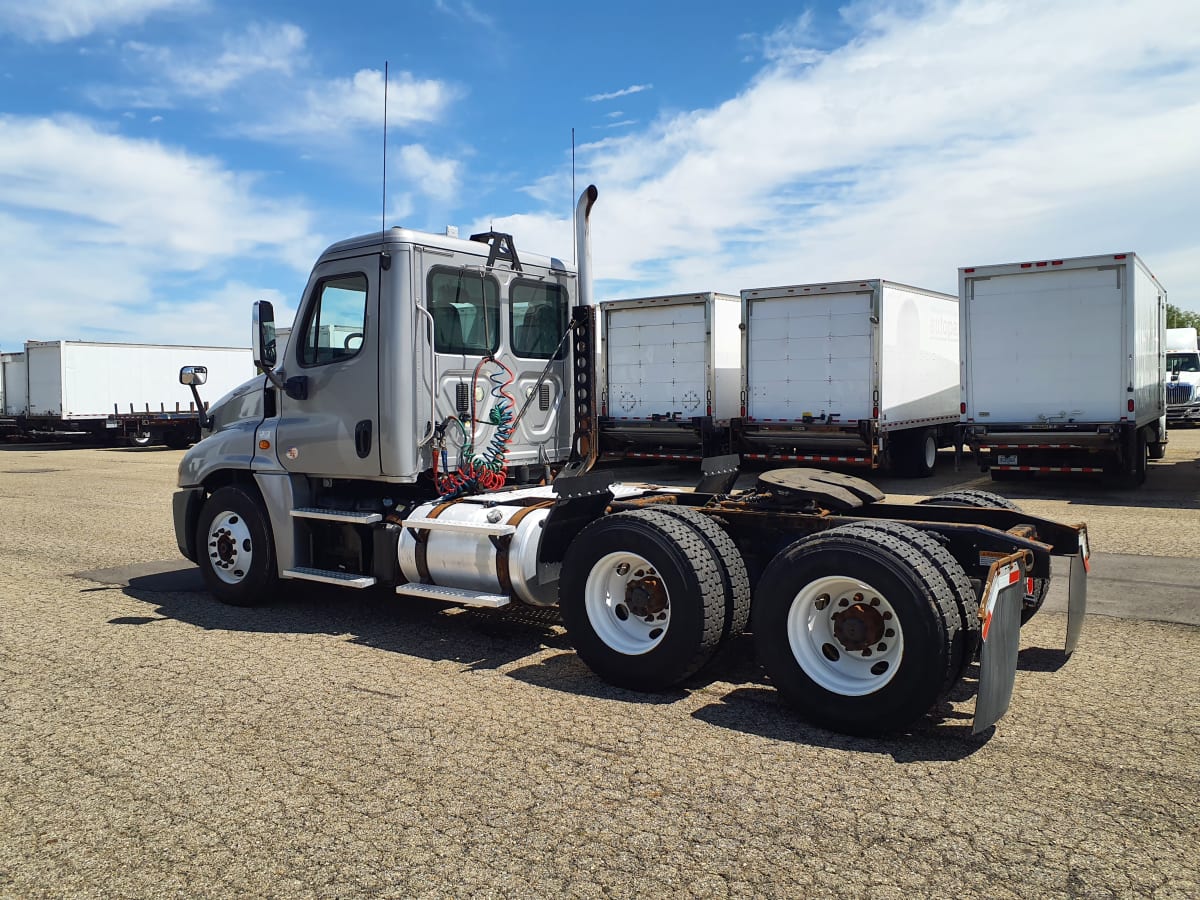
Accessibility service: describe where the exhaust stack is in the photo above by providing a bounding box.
[574,184,598,306]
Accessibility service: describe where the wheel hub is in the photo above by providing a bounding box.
[831,602,885,652]
[214,530,237,566]
[625,576,668,619]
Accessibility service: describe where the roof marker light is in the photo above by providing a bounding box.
[1020,263,1032,268]
[1114,254,1127,259]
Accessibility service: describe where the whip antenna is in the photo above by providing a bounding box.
[381,61,389,242]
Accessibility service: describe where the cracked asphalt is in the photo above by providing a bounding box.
[0,432,1197,898]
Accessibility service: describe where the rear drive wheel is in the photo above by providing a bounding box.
[835,521,980,679]
[918,490,1048,624]
[752,523,962,735]
[196,485,278,606]
[646,504,751,639]
[1148,441,1166,461]
[559,509,726,690]
[129,432,153,447]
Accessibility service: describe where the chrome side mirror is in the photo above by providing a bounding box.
[253,300,278,370]
[179,365,208,386]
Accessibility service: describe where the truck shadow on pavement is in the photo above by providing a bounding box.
[89,562,996,758]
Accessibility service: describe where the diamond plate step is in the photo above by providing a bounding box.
[291,507,383,524]
[395,582,510,608]
[283,567,377,588]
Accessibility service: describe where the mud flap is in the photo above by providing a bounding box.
[1066,546,1089,655]
[973,554,1027,734]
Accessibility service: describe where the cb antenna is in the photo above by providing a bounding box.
[380,61,390,266]
[571,126,576,266]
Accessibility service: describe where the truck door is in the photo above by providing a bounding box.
[274,255,380,477]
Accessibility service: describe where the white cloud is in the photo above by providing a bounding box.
[537,0,1200,309]
[0,115,321,347]
[586,84,652,103]
[0,0,200,43]
[433,0,494,28]
[246,68,455,140]
[397,144,459,202]
[122,22,306,97]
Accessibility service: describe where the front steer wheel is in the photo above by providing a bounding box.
[752,523,963,736]
[559,509,727,691]
[195,485,278,606]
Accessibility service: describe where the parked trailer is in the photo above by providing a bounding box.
[0,352,29,437]
[959,253,1167,484]
[1165,327,1200,424]
[171,186,1090,737]
[598,292,741,461]
[12,341,254,447]
[735,280,960,477]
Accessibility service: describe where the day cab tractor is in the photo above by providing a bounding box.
[172,186,1089,737]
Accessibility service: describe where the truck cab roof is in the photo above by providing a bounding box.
[318,226,573,275]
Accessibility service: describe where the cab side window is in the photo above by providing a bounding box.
[428,268,500,355]
[511,281,568,359]
[298,273,368,366]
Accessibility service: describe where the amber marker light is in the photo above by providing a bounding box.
[259,439,271,450]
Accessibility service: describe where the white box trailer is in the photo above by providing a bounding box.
[598,292,742,460]
[737,280,960,476]
[20,341,254,447]
[959,252,1167,484]
[2,351,28,417]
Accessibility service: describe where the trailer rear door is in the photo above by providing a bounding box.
[605,302,708,419]
[745,291,874,421]
[963,266,1123,423]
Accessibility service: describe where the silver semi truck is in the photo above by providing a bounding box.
[171,187,1090,737]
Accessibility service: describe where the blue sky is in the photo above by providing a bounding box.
[1,0,1198,349]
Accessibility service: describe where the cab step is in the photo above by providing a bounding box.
[283,567,377,588]
[291,507,383,524]
[395,582,511,608]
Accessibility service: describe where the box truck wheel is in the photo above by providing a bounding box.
[893,428,937,478]
[644,505,752,639]
[559,509,726,690]
[751,523,962,736]
[196,485,278,606]
[918,490,1048,624]
[1111,431,1148,488]
[1148,441,1166,461]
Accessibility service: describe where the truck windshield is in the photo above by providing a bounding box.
[1167,352,1200,373]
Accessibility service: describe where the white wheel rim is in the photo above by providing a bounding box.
[584,550,670,655]
[787,575,904,696]
[207,510,253,585]
[923,434,937,469]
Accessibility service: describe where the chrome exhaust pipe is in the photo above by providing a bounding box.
[574,184,598,306]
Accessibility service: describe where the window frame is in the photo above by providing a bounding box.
[426,265,502,356]
[295,271,370,369]
[509,278,569,360]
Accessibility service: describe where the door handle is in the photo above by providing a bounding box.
[355,420,372,458]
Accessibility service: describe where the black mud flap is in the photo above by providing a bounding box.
[973,553,1027,734]
[1066,546,1089,655]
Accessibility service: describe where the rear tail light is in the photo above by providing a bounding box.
[960,402,967,414]
[1127,399,1135,412]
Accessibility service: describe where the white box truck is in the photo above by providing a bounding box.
[959,252,1167,484]
[19,341,254,447]
[736,280,960,477]
[598,292,742,460]
[1166,326,1200,424]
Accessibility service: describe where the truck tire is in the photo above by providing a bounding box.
[129,432,153,447]
[918,490,1048,624]
[646,505,751,639]
[751,523,962,735]
[196,485,278,607]
[164,429,191,450]
[1148,441,1166,461]
[559,509,726,690]
[892,429,937,478]
[832,520,980,680]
